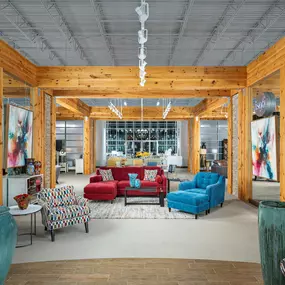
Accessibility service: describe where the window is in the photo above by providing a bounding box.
[56,120,83,162]
[105,121,178,155]
[200,120,228,161]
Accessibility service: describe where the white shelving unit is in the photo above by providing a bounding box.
[6,174,44,207]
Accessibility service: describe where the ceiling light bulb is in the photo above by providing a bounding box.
[156,100,160,106]
[124,101,127,106]
[196,116,199,122]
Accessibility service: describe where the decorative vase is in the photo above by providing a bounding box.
[27,162,35,176]
[34,161,42,175]
[259,201,285,285]
[0,206,17,285]
[128,173,138,187]
[134,179,141,188]
[14,194,31,210]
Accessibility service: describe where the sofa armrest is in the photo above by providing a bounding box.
[205,176,226,207]
[161,174,167,193]
[90,175,103,183]
[179,180,196,191]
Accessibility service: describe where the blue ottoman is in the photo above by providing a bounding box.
[167,191,209,219]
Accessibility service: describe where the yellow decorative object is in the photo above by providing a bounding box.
[136,151,150,158]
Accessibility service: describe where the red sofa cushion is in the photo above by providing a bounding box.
[143,166,163,176]
[84,181,117,195]
[97,166,164,181]
[140,181,159,188]
[117,180,130,190]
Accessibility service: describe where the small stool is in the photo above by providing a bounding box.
[167,191,209,219]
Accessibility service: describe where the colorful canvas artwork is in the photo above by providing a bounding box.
[7,105,33,168]
[251,116,278,180]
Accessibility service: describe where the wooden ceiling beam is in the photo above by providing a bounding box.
[53,89,231,98]
[90,106,192,119]
[247,37,285,86]
[0,40,37,86]
[37,66,246,90]
[192,98,228,117]
[56,98,91,117]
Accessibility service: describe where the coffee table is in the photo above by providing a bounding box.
[9,204,42,248]
[124,187,164,207]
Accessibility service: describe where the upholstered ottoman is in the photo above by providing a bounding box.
[84,181,117,202]
[167,191,209,219]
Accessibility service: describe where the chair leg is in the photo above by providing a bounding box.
[221,203,223,207]
[168,208,171,212]
[44,226,47,231]
[205,210,208,215]
[85,222,89,233]
[51,230,55,242]
[195,214,198,220]
[208,209,211,214]
[111,200,113,204]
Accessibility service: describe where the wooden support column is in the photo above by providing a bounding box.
[227,97,233,194]
[50,96,56,188]
[238,88,253,201]
[84,117,92,175]
[0,68,3,205]
[280,68,285,201]
[40,91,46,181]
[31,88,42,162]
[188,119,191,172]
[93,119,96,172]
[190,117,200,174]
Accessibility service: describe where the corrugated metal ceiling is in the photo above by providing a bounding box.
[1,0,284,66]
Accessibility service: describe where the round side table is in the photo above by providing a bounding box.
[9,204,42,248]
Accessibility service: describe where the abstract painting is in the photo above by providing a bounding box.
[7,105,33,168]
[251,116,278,180]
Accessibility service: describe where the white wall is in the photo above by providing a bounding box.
[96,120,106,166]
[179,120,188,167]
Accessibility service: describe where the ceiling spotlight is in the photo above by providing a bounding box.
[139,59,147,71]
[156,100,160,106]
[124,101,127,106]
[138,29,148,44]
[196,116,199,122]
[140,70,146,79]
[138,46,147,60]
[135,0,149,23]
[140,79,146,87]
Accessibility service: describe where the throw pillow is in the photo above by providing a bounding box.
[99,169,114,181]
[144,169,158,182]
[155,175,162,184]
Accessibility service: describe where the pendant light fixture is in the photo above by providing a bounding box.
[135,0,149,87]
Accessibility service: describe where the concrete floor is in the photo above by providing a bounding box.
[252,179,280,201]
[12,170,260,264]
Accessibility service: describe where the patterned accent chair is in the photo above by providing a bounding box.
[38,186,90,242]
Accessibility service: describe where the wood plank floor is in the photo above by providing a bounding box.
[6,258,263,285]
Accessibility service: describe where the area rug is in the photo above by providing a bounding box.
[88,197,196,219]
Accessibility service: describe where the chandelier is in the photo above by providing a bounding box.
[135,0,149,87]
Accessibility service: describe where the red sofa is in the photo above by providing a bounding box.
[84,166,167,202]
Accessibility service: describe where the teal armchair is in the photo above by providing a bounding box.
[179,172,225,210]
